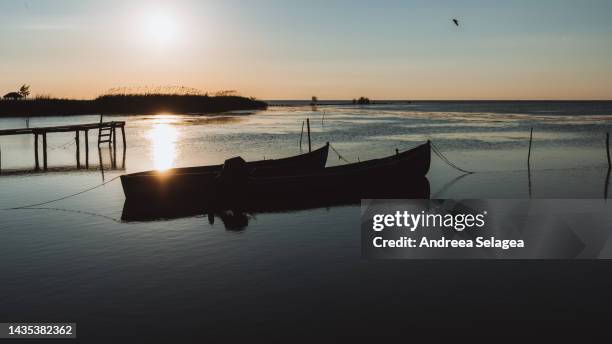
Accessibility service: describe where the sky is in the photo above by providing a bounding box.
[1,0,612,100]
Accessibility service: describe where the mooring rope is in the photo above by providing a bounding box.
[430,141,474,174]
[330,141,473,174]
[2,141,470,210]
[329,144,352,163]
[4,175,122,210]
[48,138,75,151]
[19,206,122,223]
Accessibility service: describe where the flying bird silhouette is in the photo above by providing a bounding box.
[452,18,459,27]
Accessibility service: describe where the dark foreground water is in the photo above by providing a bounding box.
[1,101,612,341]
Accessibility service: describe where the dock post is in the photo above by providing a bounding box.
[111,146,117,169]
[112,124,117,153]
[0,144,2,175]
[34,133,40,170]
[85,129,89,169]
[121,125,127,169]
[307,118,311,153]
[76,130,80,169]
[527,127,533,167]
[606,131,610,170]
[98,147,105,182]
[121,125,126,149]
[42,133,48,171]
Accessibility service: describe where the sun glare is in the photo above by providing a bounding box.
[141,9,179,46]
[147,122,179,171]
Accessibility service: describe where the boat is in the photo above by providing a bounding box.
[120,141,431,214]
[120,143,330,200]
[218,141,431,207]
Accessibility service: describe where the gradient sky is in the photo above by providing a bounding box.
[1,0,611,100]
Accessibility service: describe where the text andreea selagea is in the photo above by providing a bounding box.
[372,236,525,250]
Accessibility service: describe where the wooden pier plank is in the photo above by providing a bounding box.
[0,121,125,136]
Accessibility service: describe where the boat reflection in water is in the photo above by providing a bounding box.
[121,177,430,230]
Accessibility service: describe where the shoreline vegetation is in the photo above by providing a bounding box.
[0,94,268,117]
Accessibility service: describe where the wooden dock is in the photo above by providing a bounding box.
[0,121,126,171]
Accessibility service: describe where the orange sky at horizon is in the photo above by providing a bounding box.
[1,0,611,100]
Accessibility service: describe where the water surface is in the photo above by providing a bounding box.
[1,101,612,340]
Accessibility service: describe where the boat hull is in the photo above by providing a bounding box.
[121,144,330,200]
[121,141,430,206]
[223,141,431,206]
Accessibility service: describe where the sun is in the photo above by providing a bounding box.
[141,8,179,46]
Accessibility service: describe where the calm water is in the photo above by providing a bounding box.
[1,101,612,341]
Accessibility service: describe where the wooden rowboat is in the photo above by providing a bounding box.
[121,141,430,217]
[217,141,431,207]
[120,143,329,200]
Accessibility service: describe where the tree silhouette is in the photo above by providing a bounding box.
[356,97,370,105]
[3,92,23,100]
[19,84,30,99]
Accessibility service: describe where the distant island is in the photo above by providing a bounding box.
[309,96,376,106]
[353,97,371,105]
[271,96,414,107]
[0,93,268,117]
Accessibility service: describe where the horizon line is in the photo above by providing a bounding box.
[265,99,612,102]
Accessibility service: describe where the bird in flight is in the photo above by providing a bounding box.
[452,18,459,27]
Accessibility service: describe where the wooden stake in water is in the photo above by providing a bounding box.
[527,127,533,167]
[307,118,312,153]
[76,130,80,169]
[606,131,611,170]
[299,120,304,151]
[528,165,533,199]
[0,144,2,175]
[605,169,610,200]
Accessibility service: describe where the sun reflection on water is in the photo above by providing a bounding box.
[147,116,179,171]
